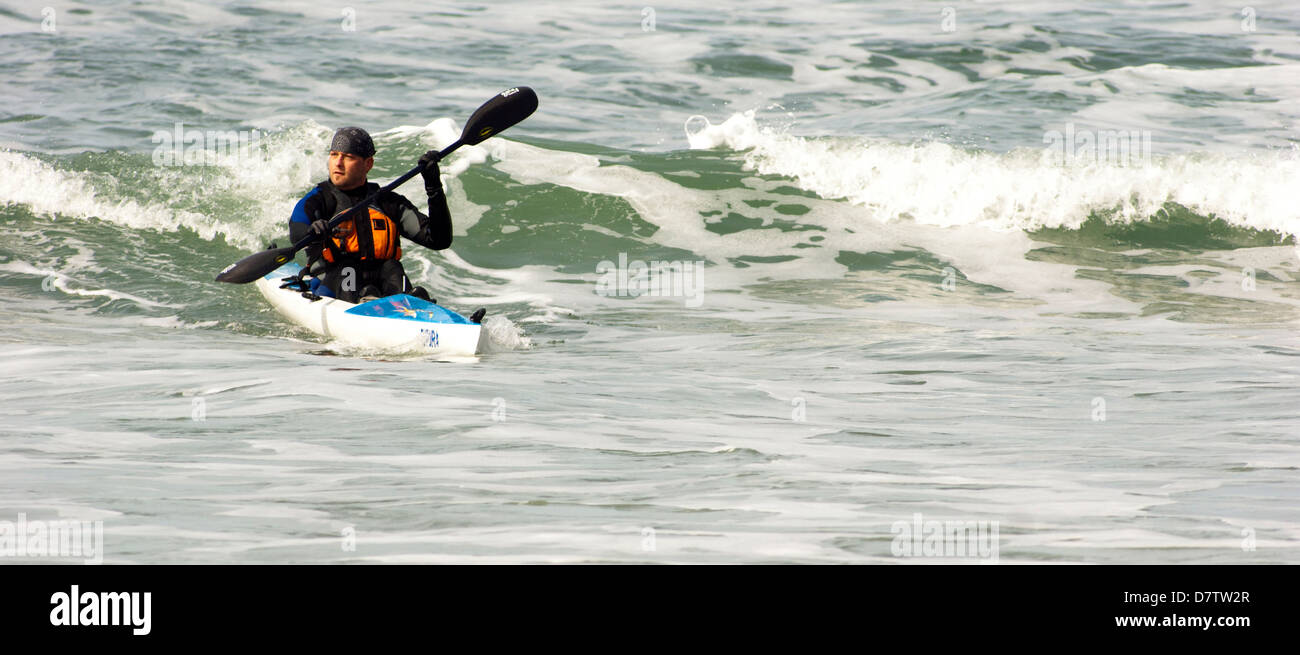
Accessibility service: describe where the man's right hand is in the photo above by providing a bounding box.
[309,218,331,236]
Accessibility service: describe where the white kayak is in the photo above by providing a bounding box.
[255,262,487,357]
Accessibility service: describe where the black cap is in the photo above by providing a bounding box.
[329,126,375,158]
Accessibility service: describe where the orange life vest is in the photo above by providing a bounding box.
[317,182,402,264]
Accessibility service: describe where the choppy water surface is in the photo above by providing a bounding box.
[1,1,1297,563]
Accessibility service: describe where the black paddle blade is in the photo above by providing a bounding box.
[214,245,297,284]
[460,86,538,146]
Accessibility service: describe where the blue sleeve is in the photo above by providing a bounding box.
[290,188,319,225]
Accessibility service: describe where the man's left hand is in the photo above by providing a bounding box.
[419,150,442,178]
[420,150,443,195]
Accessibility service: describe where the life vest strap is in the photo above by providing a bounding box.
[315,181,402,264]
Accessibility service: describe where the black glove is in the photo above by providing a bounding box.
[309,218,331,237]
[419,150,443,195]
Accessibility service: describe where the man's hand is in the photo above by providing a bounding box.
[309,218,332,236]
[419,150,443,194]
[419,149,442,174]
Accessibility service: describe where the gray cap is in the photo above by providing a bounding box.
[329,126,375,158]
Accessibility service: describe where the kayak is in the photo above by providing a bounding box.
[254,262,487,356]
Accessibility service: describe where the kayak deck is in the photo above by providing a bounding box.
[254,262,487,356]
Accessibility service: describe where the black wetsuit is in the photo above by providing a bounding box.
[287,179,452,302]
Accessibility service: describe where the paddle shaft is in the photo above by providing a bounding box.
[287,139,463,257]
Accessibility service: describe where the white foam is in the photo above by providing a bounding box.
[685,111,1300,241]
[0,150,244,243]
[482,314,533,351]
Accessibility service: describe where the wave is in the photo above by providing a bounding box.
[685,111,1300,244]
[6,112,1295,267]
[4,115,1298,327]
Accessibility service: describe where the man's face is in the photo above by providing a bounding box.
[329,151,373,190]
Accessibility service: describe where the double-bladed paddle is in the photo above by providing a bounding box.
[215,86,538,284]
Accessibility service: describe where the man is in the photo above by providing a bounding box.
[288,126,451,302]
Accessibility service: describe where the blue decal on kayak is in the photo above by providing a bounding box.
[345,295,474,325]
[264,261,304,280]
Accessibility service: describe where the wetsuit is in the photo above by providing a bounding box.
[287,176,452,302]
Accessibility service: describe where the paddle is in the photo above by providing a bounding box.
[215,86,539,284]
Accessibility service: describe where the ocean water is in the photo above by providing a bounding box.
[1,0,1297,563]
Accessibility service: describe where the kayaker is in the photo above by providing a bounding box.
[287,126,452,302]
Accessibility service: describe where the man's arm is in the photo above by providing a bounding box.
[394,152,453,250]
[288,188,326,260]
[392,193,453,251]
